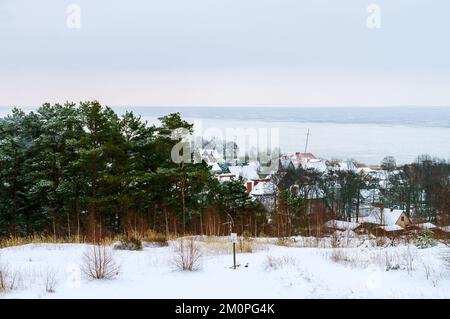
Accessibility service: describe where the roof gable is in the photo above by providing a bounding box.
[357,208,406,226]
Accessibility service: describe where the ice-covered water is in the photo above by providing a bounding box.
[133,107,450,165]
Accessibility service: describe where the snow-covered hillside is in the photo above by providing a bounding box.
[1,237,449,299]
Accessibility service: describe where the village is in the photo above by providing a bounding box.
[200,142,450,241]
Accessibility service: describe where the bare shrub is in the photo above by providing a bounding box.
[329,249,352,264]
[172,237,202,271]
[81,245,120,279]
[295,236,325,248]
[401,246,417,274]
[375,236,387,247]
[384,251,400,271]
[421,260,432,280]
[263,255,295,271]
[0,263,20,292]
[44,268,58,293]
[330,231,341,248]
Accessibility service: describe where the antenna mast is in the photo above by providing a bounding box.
[304,129,310,153]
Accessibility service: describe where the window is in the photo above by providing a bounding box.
[401,216,405,221]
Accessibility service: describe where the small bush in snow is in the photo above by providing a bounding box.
[263,255,295,271]
[172,237,201,271]
[0,263,20,292]
[415,230,436,249]
[82,245,120,280]
[402,246,417,273]
[375,236,387,247]
[329,249,352,264]
[44,268,58,293]
[384,251,399,271]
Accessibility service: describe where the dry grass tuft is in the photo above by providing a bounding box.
[142,230,169,246]
[238,236,254,253]
[0,235,87,248]
[0,263,20,292]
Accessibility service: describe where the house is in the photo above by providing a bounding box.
[280,152,319,170]
[300,158,327,173]
[246,178,270,193]
[209,162,222,174]
[355,208,411,227]
[295,152,317,162]
[376,224,404,237]
[333,160,357,172]
[351,208,412,235]
[228,162,260,181]
[217,173,236,182]
[250,180,277,211]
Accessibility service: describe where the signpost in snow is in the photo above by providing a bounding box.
[230,233,237,269]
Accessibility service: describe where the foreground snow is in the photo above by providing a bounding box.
[1,238,449,299]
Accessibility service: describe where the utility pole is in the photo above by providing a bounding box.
[304,129,310,153]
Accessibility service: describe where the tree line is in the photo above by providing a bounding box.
[1,101,449,240]
[0,101,264,240]
[272,156,450,237]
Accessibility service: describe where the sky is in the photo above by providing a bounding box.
[1,0,450,107]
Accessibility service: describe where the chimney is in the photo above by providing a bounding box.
[246,181,253,193]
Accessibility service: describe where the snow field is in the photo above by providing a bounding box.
[1,237,449,299]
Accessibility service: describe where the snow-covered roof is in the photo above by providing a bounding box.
[301,159,327,172]
[295,152,317,162]
[228,162,260,180]
[280,159,293,169]
[330,161,357,172]
[250,181,276,196]
[356,167,374,174]
[324,219,360,231]
[415,222,437,230]
[356,208,405,226]
[209,162,222,173]
[378,224,403,232]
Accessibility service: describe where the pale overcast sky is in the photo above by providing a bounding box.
[1,0,450,107]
